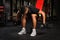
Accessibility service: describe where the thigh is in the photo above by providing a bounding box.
[31,14,37,18]
[24,7,29,15]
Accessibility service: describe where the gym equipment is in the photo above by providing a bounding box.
[0,6,6,25]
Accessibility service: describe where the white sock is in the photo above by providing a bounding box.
[32,29,36,31]
[22,27,25,30]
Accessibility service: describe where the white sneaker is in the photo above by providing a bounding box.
[30,29,36,36]
[18,28,26,35]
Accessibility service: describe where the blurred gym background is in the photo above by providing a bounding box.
[0,0,56,26]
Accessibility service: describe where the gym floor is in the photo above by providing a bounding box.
[0,19,60,40]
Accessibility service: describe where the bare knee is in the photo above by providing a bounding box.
[31,14,37,20]
[38,10,45,16]
[21,14,27,19]
[31,14,37,17]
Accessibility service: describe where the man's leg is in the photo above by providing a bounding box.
[18,7,29,35]
[38,10,46,25]
[30,14,37,36]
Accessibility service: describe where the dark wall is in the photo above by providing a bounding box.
[0,0,3,5]
[54,0,59,20]
[53,0,60,24]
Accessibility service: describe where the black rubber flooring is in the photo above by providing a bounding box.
[0,20,60,40]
